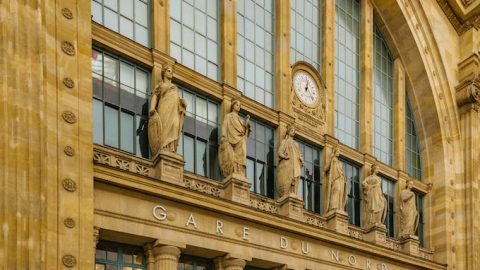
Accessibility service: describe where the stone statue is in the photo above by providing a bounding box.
[276,125,304,199]
[362,164,387,226]
[399,180,419,237]
[148,64,186,155]
[325,146,347,213]
[218,100,251,178]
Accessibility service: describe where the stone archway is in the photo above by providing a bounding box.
[371,0,463,268]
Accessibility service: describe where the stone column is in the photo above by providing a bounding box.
[221,0,238,87]
[393,59,406,171]
[455,27,480,270]
[152,245,181,270]
[322,0,336,135]
[359,0,373,154]
[0,0,94,269]
[274,0,292,115]
[152,0,170,53]
[215,256,246,270]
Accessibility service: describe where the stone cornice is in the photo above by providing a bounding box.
[436,0,480,34]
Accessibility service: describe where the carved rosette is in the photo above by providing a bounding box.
[62,255,77,268]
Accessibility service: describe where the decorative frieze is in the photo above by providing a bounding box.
[250,195,279,214]
[93,146,152,177]
[184,175,222,197]
[304,212,326,228]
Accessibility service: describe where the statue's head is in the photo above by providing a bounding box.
[231,99,241,112]
[286,125,296,137]
[406,180,413,190]
[162,64,173,80]
[371,164,379,175]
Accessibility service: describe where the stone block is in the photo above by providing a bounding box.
[399,235,420,256]
[363,223,387,245]
[222,174,251,205]
[278,195,304,221]
[324,210,349,235]
[153,151,185,186]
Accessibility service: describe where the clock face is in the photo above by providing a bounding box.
[293,71,318,106]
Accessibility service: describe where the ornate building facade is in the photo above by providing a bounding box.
[1,0,479,269]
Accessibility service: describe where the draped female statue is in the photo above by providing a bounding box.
[400,180,419,237]
[325,146,347,213]
[218,100,251,178]
[148,64,187,155]
[276,125,304,199]
[362,164,387,226]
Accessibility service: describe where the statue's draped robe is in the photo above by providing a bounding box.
[219,113,248,177]
[276,137,302,198]
[400,189,419,236]
[362,176,387,224]
[326,157,347,212]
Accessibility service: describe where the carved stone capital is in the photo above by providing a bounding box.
[152,245,181,264]
[222,258,247,270]
[456,77,480,110]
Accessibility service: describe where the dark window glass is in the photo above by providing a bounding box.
[95,241,145,270]
[406,98,422,179]
[247,119,275,198]
[343,160,361,226]
[178,255,214,270]
[177,87,220,180]
[416,193,425,246]
[382,177,396,237]
[92,48,150,159]
[297,140,322,213]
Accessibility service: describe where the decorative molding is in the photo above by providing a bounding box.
[303,212,326,228]
[250,195,279,214]
[63,77,75,88]
[61,8,73,20]
[436,0,480,34]
[456,77,480,109]
[64,146,75,156]
[348,226,365,240]
[62,111,77,124]
[62,255,77,268]
[62,178,77,192]
[184,175,222,197]
[93,145,152,177]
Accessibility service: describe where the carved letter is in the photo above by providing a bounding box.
[243,227,249,240]
[365,259,372,270]
[301,241,310,254]
[185,213,198,228]
[348,255,357,265]
[331,250,340,262]
[216,220,224,235]
[152,205,167,221]
[280,236,288,249]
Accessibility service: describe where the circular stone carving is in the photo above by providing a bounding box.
[61,41,75,56]
[62,178,77,192]
[167,212,176,221]
[64,218,76,228]
[64,146,75,156]
[472,87,480,103]
[62,255,77,268]
[61,8,73,20]
[63,77,75,88]
[62,111,77,124]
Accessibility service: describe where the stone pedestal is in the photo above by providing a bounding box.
[278,195,304,221]
[151,245,181,270]
[324,210,349,235]
[399,235,420,256]
[223,174,252,205]
[153,151,185,185]
[363,223,387,245]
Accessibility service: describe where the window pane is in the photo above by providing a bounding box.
[120,112,134,152]
[335,0,360,149]
[183,135,195,172]
[91,0,150,46]
[196,140,207,176]
[406,98,422,179]
[93,99,104,144]
[105,106,119,148]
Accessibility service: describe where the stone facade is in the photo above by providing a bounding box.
[1,0,479,269]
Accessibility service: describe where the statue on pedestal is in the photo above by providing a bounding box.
[148,64,186,155]
[276,125,304,199]
[325,146,347,212]
[219,100,251,178]
[362,164,387,226]
[400,180,419,237]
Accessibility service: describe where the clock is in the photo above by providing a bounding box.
[293,70,319,107]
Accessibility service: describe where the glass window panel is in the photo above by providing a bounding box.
[120,0,134,19]
[104,7,119,31]
[104,0,117,10]
[196,140,207,176]
[335,0,360,149]
[406,98,422,179]
[105,106,119,148]
[120,112,134,152]
[184,135,195,172]
[92,1,103,23]
[135,1,148,26]
[171,0,181,20]
[135,24,149,47]
[120,17,134,40]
